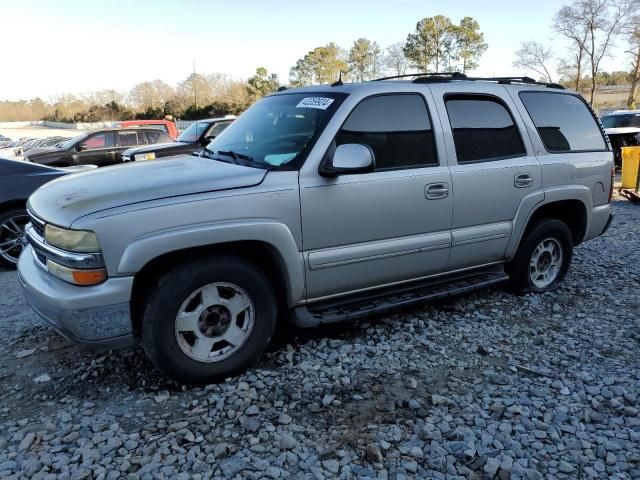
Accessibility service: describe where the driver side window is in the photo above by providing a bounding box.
[335,94,438,170]
[79,132,114,150]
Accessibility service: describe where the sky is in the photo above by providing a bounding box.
[0,0,632,101]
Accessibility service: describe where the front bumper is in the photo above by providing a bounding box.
[18,247,135,348]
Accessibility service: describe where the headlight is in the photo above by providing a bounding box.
[45,224,101,252]
[134,152,155,161]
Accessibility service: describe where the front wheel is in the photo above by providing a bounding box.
[507,218,573,293]
[0,208,30,269]
[141,255,277,384]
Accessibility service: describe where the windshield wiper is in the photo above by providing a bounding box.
[200,148,236,164]
[217,149,255,161]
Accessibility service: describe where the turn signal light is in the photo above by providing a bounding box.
[46,259,107,286]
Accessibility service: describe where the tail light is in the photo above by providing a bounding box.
[608,165,615,203]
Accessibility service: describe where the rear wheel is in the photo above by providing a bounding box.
[507,218,573,293]
[141,255,277,384]
[0,208,30,269]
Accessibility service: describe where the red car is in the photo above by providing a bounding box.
[115,117,180,140]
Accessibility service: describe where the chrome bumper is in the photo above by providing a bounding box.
[18,247,135,348]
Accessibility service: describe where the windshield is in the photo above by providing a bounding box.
[58,133,89,150]
[205,92,346,168]
[177,122,211,143]
[601,114,640,129]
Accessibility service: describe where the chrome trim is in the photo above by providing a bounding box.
[25,225,105,269]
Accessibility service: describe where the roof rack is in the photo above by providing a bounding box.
[372,72,564,89]
[465,76,565,90]
[373,72,467,82]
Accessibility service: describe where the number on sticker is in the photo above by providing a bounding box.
[296,97,334,110]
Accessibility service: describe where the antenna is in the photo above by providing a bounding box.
[331,71,344,87]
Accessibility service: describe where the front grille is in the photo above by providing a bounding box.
[28,211,45,238]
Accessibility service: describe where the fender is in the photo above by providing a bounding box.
[117,219,305,306]
[505,185,592,260]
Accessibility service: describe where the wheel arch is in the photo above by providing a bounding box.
[507,196,589,260]
[129,240,299,337]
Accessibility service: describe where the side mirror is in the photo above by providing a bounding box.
[77,144,89,152]
[320,143,374,177]
[200,136,214,146]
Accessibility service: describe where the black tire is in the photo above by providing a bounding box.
[507,218,573,294]
[141,255,277,384]
[0,208,30,269]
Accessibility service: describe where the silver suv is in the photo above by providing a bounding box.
[18,74,614,384]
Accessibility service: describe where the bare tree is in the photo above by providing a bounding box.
[553,0,629,105]
[513,41,555,82]
[384,42,410,76]
[625,0,640,106]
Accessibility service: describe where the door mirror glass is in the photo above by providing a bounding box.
[321,143,374,176]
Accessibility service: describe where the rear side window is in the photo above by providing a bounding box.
[445,95,526,163]
[142,130,171,144]
[336,94,437,169]
[519,92,606,152]
[118,131,139,147]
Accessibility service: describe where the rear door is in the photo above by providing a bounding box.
[430,84,542,270]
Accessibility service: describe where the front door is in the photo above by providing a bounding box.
[74,131,117,167]
[430,85,542,270]
[300,92,453,301]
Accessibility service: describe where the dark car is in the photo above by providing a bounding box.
[24,128,174,168]
[602,110,640,166]
[0,159,96,268]
[121,117,234,163]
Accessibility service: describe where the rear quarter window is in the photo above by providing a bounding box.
[519,92,607,153]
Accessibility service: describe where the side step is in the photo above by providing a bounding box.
[293,268,509,327]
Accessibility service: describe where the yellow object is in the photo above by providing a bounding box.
[621,146,640,189]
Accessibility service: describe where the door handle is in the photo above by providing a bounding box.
[514,173,534,188]
[425,183,449,200]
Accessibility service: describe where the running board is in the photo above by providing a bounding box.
[292,268,509,327]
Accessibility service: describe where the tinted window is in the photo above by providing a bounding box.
[80,132,114,149]
[142,130,171,144]
[601,113,640,129]
[207,121,231,139]
[178,122,211,143]
[335,94,437,169]
[520,92,606,152]
[118,131,139,147]
[445,96,525,163]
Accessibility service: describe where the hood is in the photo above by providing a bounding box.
[28,154,267,227]
[24,146,60,157]
[605,127,640,136]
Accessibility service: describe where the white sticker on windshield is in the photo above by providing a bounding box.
[296,97,334,110]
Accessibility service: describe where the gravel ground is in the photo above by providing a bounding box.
[0,198,638,480]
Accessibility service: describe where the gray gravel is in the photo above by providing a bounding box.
[0,198,639,479]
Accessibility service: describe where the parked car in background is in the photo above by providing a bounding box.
[114,118,180,140]
[24,128,174,167]
[0,158,95,268]
[122,117,235,162]
[0,137,37,159]
[601,110,640,166]
[19,74,613,383]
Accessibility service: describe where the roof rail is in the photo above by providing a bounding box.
[373,72,467,82]
[466,76,565,90]
[372,72,564,89]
